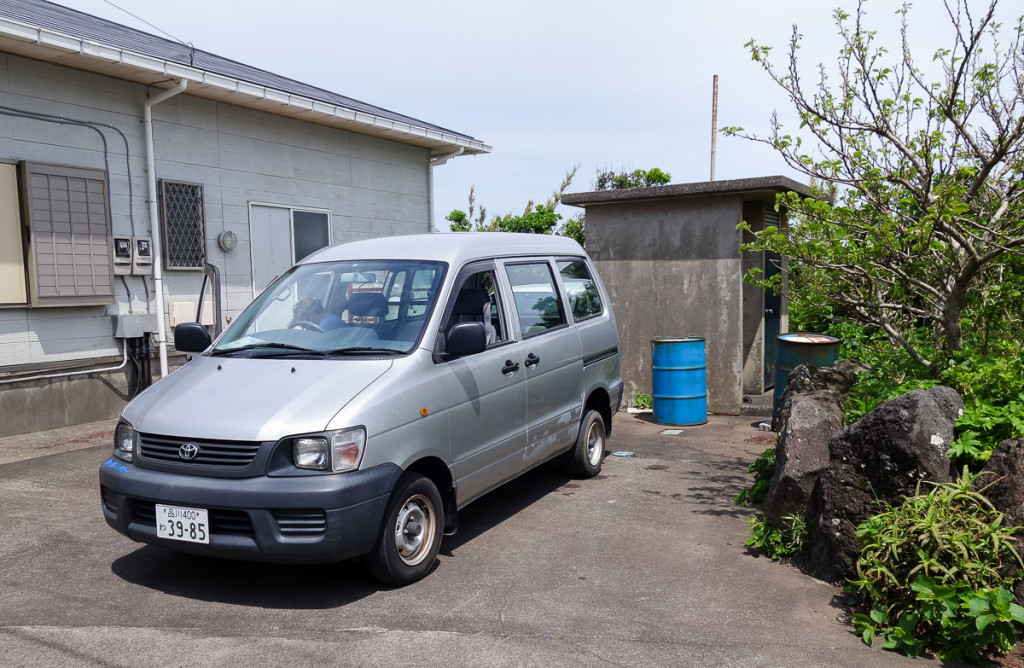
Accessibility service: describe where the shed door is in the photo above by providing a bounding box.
[249,204,294,295]
[763,206,783,388]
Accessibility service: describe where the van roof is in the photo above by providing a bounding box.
[300,233,587,267]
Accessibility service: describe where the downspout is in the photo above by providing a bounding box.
[143,80,188,379]
[428,148,464,232]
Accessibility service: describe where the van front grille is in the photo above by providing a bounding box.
[139,434,261,468]
[130,500,255,537]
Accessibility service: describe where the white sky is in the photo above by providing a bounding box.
[53,0,998,227]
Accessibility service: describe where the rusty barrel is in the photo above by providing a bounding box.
[651,337,707,426]
[773,332,841,421]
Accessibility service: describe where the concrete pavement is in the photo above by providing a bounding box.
[0,413,929,667]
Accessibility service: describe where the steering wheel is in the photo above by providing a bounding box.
[289,320,324,333]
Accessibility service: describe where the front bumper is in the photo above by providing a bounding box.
[98,458,402,564]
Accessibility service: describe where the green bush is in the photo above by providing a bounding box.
[734,446,776,507]
[848,469,1024,662]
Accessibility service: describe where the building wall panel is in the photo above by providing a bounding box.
[0,53,432,376]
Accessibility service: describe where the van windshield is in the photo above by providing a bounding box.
[212,260,447,357]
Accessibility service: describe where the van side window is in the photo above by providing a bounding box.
[557,260,603,321]
[505,263,567,337]
[445,270,503,347]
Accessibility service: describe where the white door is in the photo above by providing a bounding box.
[249,204,293,295]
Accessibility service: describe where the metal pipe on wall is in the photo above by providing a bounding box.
[0,341,127,386]
[143,80,188,379]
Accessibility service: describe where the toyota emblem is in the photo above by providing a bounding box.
[178,443,199,460]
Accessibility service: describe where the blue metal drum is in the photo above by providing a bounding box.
[651,337,707,426]
[772,332,841,420]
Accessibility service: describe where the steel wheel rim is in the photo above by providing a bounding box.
[394,493,435,566]
[586,420,604,467]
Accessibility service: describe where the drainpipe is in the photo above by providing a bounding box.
[428,148,464,232]
[143,80,187,379]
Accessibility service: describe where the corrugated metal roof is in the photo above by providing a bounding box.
[0,0,487,152]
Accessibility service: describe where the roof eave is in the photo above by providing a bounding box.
[0,16,491,157]
[561,175,814,207]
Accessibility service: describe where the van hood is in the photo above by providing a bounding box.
[122,355,392,441]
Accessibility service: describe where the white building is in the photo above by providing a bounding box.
[0,0,489,436]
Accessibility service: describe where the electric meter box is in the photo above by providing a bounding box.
[112,236,132,275]
[132,236,153,275]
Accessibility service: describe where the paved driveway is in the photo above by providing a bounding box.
[0,414,922,667]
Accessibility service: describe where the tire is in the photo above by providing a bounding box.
[564,409,606,478]
[366,473,444,586]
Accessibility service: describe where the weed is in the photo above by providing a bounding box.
[734,446,776,507]
[745,512,809,560]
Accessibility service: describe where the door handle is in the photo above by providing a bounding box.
[501,360,520,375]
[525,353,540,368]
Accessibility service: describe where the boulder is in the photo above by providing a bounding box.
[804,386,963,583]
[977,439,1024,598]
[764,390,844,527]
[978,439,1024,526]
[772,359,866,430]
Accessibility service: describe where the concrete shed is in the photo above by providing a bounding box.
[562,176,812,415]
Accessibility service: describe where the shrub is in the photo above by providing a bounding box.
[848,469,1024,662]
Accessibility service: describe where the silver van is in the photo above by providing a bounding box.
[99,232,622,584]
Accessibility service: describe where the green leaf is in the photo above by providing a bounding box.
[967,597,990,615]
[975,613,996,632]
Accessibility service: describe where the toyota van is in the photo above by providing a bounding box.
[99,232,622,584]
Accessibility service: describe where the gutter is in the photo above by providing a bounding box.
[144,80,188,379]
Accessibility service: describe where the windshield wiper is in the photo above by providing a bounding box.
[210,342,315,356]
[321,346,406,356]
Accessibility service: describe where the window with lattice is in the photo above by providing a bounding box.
[159,180,205,270]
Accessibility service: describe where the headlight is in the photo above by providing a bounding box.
[294,437,328,470]
[331,428,365,472]
[114,421,136,462]
[291,428,365,473]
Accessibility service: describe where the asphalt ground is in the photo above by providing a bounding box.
[0,413,933,667]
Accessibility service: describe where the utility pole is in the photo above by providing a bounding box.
[710,74,718,181]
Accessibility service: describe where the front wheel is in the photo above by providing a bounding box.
[564,409,606,478]
[366,473,444,586]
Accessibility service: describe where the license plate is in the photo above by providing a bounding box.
[156,504,209,544]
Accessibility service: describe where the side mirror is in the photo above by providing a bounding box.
[445,322,487,357]
[174,322,212,353]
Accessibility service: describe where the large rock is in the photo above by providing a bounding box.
[772,359,866,430]
[804,386,963,582]
[978,439,1024,526]
[977,439,1024,598]
[764,390,844,527]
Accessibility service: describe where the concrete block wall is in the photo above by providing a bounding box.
[585,197,745,415]
[0,52,433,435]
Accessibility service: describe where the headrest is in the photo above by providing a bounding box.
[452,288,489,316]
[347,292,388,317]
